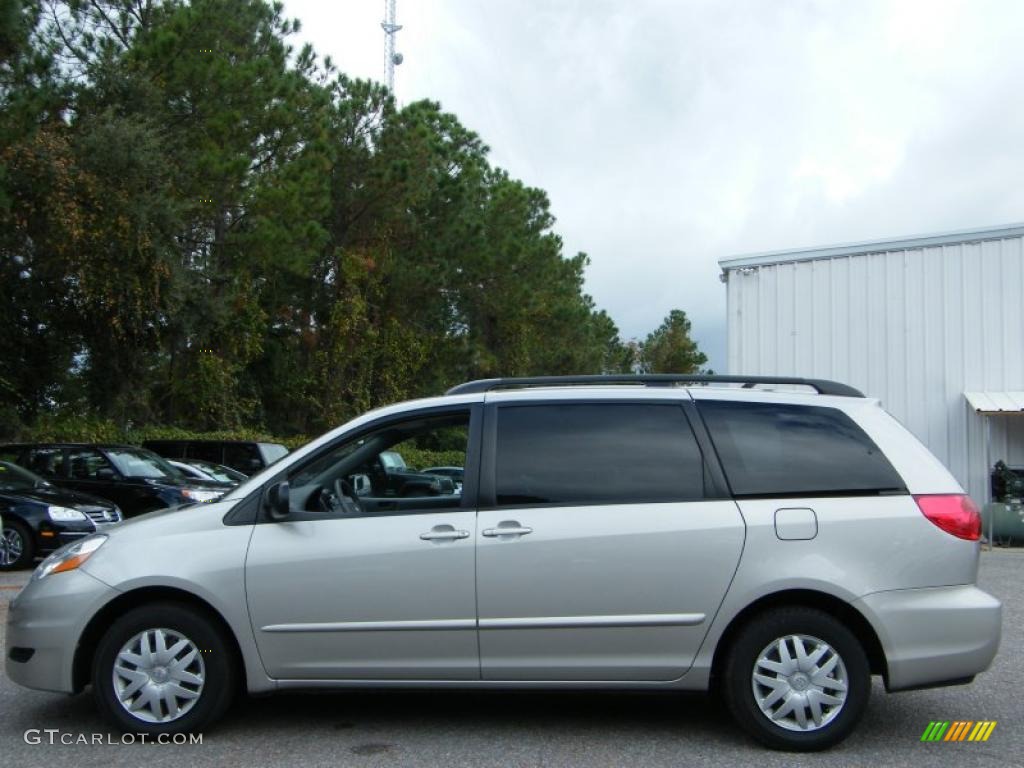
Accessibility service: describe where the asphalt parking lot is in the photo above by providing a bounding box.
[1,551,1021,768]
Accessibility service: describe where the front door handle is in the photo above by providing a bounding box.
[419,525,470,542]
[482,522,534,538]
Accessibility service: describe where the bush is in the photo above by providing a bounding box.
[14,414,310,451]
[14,417,466,470]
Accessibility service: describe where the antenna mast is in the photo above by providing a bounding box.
[381,0,403,94]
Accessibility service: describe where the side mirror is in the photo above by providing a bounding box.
[95,467,117,481]
[267,481,291,521]
[350,473,371,496]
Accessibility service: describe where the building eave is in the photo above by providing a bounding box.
[719,221,1024,272]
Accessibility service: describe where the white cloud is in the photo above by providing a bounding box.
[284,0,1024,370]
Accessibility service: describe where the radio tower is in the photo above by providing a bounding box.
[381,0,403,94]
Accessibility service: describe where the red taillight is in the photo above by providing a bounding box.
[914,494,982,541]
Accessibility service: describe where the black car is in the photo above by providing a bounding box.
[0,443,226,517]
[142,439,289,474]
[0,460,122,570]
[370,451,456,496]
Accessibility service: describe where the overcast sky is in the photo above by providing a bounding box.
[283,0,1024,371]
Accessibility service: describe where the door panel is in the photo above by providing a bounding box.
[476,500,745,680]
[246,511,478,680]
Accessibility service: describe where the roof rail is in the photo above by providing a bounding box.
[445,374,864,398]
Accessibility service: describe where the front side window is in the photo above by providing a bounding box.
[495,403,705,506]
[67,448,118,480]
[697,400,905,497]
[287,410,471,517]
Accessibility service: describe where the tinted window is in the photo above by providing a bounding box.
[698,400,905,497]
[146,441,187,459]
[495,403,705,506]
[105,447,181,480]
[67,448,117,480]
[24,447,64,478]
[224,443,261,472]
[188,442,224,464]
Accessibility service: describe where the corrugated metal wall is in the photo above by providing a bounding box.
[725,235,1024,503]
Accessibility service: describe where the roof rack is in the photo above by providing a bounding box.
[445,374,864,397]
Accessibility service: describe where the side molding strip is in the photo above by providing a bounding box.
[261,619,476,633]
[261,613,706,633]
[479,613,706,630]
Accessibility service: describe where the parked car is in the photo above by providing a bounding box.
[168,460,247,489]
[372,450,456,496]
[0,460,121,570]
[5,375,1002,751]
[142,439,289,475]
[420,466,464,494]
[0,443,226,517]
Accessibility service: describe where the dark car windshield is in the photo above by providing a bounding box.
[0,460,45,492]
[105,448,184,480]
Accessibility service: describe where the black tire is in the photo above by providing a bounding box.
[0,519,35,570]
[722,606,870,751]
[92,602,236,734]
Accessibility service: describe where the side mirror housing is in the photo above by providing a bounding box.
[267,481,291,520]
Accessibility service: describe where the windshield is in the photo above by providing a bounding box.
[105,448,184,480]
[0,461,44,492]
[261,443,289,464]
[190,460,246,483]
[379,451,407,470]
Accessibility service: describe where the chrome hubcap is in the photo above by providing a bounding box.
[0,527,23,566]
[752,633,848,732]
[113,628,205,723]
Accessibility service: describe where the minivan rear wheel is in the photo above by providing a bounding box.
[722,607,870,751]
[92,602,235,734]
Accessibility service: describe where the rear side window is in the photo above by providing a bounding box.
[188,442,223,463]
[698,400,905,497]
[225,443,262,472]
[495,403,705,506]
[25,447,64,478]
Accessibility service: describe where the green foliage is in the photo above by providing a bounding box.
[0,0,706,442]
[639,310,708,374]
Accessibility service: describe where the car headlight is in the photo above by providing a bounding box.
[47,505,89,522]
[33,535,107,581]
[181,488,223,503]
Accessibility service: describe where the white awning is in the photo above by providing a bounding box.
[964,391,1024,414]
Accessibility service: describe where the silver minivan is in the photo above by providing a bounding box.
[5,375,1002,751]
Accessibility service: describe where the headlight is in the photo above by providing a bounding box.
[181,488,223,503]
[33,535,107,581]
[47,505,88,522]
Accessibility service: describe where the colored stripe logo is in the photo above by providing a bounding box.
[921,721,996,742]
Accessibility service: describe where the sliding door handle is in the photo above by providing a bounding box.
[482,523,533,538]
[419,526,469,541]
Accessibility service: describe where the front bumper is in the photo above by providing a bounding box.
[854,585,1002,692]
[5,569,117,693]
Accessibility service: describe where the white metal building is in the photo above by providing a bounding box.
[720,222,1024,505]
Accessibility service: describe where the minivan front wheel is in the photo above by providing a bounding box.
[722,607,870,751]
[92,602,235,733]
